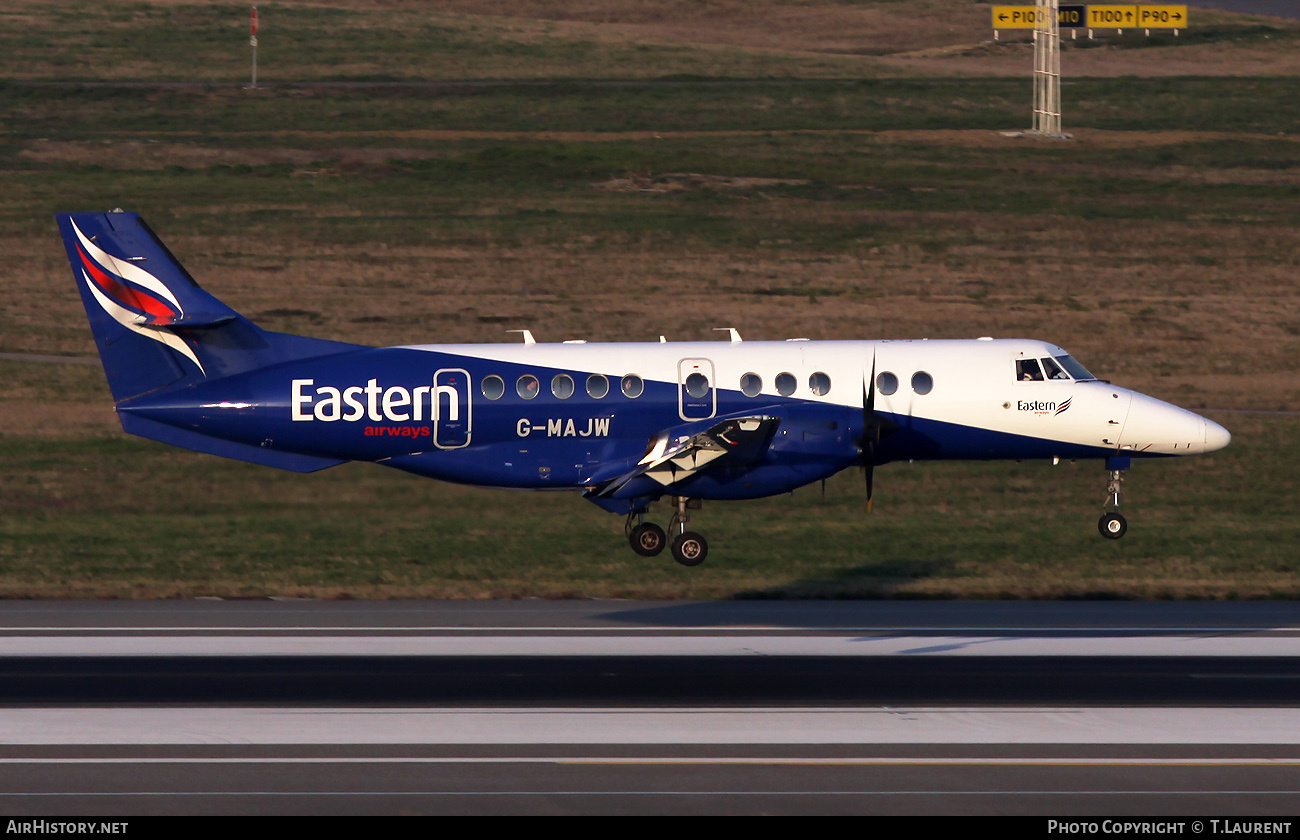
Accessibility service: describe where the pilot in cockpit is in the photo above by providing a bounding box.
[1017,359,1044,381]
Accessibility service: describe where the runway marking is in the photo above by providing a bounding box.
[1192,673,1300,679]
[4,708,1300,744]
[4,790,1300,798]
[1,757,1300,766]
[2,626,1299,633]
[0,353,97,365]
[4,634,1300,657]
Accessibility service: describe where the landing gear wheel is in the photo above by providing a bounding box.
[1098,512,1127,540]
[629,523,666,557]
[671,531,708,567]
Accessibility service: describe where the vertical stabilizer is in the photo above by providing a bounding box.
[57,211,362,403]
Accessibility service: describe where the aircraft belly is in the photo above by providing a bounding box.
[876,411,1120,462]
[675,460,852,500]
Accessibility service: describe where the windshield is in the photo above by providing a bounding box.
[1053,354,1096,381]
[1040,357,1069,381]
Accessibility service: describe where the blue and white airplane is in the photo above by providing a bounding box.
[58,211,1231,565]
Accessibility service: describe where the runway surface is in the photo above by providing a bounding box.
[1,600,1298,815]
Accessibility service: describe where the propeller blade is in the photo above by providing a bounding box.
[863,355,876,513]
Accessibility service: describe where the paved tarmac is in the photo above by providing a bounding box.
[0,601,1298,815]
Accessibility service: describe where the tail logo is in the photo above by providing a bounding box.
[71,220,204,374]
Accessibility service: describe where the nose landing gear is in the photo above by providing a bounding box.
[1099,510,1127,539]
[1098,458,1129,539]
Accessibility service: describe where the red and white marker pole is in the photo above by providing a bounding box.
[249,6,259,89]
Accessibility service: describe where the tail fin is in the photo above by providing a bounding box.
[58,211,360,402]
[58,211,361,473]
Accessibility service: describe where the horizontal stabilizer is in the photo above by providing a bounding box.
[119,413,345,473]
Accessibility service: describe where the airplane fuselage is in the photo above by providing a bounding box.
[59,210,1231,561]
[118,336,1228,506]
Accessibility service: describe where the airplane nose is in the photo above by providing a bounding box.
[1202,417,1231,453]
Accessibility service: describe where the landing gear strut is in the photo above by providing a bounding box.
[1098,461,1128,540]
[668,496,708,567]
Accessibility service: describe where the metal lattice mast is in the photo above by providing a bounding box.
[1032,0,1062,135]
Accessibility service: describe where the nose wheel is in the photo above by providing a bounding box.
[1098,463,1128,540]
[1098,511,1127,539]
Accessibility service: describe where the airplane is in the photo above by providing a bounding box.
[57,210,1231,566]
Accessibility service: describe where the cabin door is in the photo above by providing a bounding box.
[432,367,472,449]
[677,358,716,421]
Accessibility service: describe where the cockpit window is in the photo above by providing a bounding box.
[1017,359,1044,381]
[1040,357,1070,381]
[1054,355,1096,381]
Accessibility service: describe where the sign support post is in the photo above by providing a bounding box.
[249,6,259,90]
[1031,0,1064,137]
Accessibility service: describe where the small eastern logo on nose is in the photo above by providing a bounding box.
[1054,397,1072,416]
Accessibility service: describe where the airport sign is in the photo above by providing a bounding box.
[1087,5,1137,28]
[991,6,1046,29]
[992,6,1088,29]
[993,6,1188,32]
[1136,6,1188,28]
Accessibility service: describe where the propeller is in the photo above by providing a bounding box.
[862,356,879,512]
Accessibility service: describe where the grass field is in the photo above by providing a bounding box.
[1,1,1297,598]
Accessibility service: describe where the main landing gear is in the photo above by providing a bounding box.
[626,517,666,557]
[625,497,709,566]
[1098,462,1128,540]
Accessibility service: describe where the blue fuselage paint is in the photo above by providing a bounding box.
[118,344,1133,503]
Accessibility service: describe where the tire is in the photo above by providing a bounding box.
[671,531,708,567]
[1098,512,1127,540]
[629,523,666,557]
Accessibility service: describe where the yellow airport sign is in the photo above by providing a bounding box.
[1136,5,1188,28]
[992,4,1188,33]
[1087,5,1137,28]
[991,6,1046,29]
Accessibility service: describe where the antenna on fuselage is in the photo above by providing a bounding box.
[506,329,536,345]
[713,328,743,343]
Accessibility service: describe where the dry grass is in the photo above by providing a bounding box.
[5,1,1300,80]
[2,1,1297,598]
[291,0,1300,76]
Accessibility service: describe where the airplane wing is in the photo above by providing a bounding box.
[587,414,781,499]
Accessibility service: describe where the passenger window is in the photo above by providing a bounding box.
[516,374,540,400]
[551,374,575,399]
[586,373,609,399]
[481,375,505,400]
[912,371,934,395]
[1040,357,1069,381]
[775,372,797,396]
[740,372,762,397]
[685,372,709,398]
[809,371,831,396]
[1017,359,1044,382]
[876,372,899,396]
[621,374,644,398]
